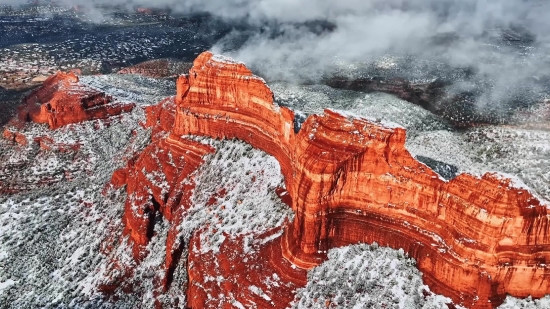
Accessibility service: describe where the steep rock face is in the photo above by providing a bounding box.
[3,128,28,146]
[109,95,304,306]
[115,135,215,260]
[107,102,216,298]
[186,227,307,309]
[168,52,550,309]
[172,53,297,190]
[284,110,550,308]
[143,96,176,140]
[19,72,135,129]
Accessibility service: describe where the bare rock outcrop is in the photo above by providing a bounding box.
[19,72,135,129]
[112,52,550,309]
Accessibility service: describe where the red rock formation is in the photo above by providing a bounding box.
[3,127,82,152]
[32,136,82,152]
[110,52,550,308]
[167,52,550,309]
[19,72,135,129]
[3,128,28,146]
[117,135,215,259]
[187,227,307,309]
[143,96,176,139]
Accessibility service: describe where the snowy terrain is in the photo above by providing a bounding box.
[0,73,294,308]
[181,137,294,255]
[0,75,165,308]
[291,244,464,309]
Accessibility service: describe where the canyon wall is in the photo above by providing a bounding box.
[5,50,548,308]
[164,52,550,309]
[19,72,135,129]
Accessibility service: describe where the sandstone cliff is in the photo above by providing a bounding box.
[19,72,135,129]
[113,51,550,309]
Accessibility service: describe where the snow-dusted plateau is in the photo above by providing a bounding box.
[1,3,550,309]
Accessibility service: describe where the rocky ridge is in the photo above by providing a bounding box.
[3,51,550,309]
[18,72,136,129]
[117,51,550,309]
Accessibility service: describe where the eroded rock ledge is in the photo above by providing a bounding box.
[113,52,550,309]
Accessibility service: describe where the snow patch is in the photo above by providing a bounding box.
[292,243,465,309]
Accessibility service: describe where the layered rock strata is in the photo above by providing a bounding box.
[162,52,550,309]
[109,95,306,307]
[18,72,135,129]
[106,51,550,308]
[114,133,215,261]
[186,227,307,309]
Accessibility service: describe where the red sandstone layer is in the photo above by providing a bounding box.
[109,51,550,309]
[116,134,215,260]
[3,128,28,146]
[186,227,307,309]
[109,105,307,307]
[168,52,550,309]
[19,72,135,129]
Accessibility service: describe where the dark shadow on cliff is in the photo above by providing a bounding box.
[416,155,459,181]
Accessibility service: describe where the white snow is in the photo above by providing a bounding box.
[0,280,16,295]
[499,295,550,308]
[328,108,404,129]
[167,137,294,256]
[291,243,466,309]
[212,54,244,65]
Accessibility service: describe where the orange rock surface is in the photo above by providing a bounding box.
[171,52,550,308]
[111,52,550,309]
[186,227,307,309]
[3,128,28,146]
[19,72,135,129]
[143,96,176,139]
[117,134,215,260]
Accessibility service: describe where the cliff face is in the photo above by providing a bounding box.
[105,131,216,305]
[113,133,215,257]
[172,53,297,187]
[186,227,307,309]
[105,52,550,308]
[109,92,305,306]
[161,52,550,309]
[19,72,135,129]
[143,96,176,140]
